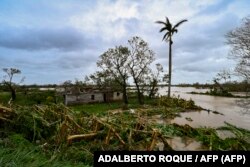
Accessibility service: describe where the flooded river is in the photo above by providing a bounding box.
[158,87,250,130]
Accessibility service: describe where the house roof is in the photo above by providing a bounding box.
[63,86,120,95]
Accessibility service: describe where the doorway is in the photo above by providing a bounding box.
[103,93,107,102]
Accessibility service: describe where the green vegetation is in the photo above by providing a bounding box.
[0,90,60,106]
[70,97,158,116]
[1,91,249,166]
[0,134,88,167]
[159,95,201,110]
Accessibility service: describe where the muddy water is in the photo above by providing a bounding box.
[158,87,250,130]
[156,137,206,151]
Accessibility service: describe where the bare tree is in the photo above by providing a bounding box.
[2,68,23,101]
[97,46,130,105]
[226,16,250,84]
[212,70,231,94]
[215,69,231,83]
[127,36,155,104]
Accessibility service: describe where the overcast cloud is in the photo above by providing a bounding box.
[0,0,249,84]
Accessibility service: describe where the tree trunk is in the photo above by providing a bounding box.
[214,80,224,92]
[139,92,144,105]
[5,82,16,101]
[135,83,144,105]
[168,38,172,98]
[11,87,16,101]
[122,84,128,105]
[149,80,157,99]
[149,88,154,99]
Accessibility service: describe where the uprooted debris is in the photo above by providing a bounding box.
[0,104,173,151]
[0,105,16,123]
[1,102,249,165]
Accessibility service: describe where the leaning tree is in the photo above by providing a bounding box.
[156,17,187,97]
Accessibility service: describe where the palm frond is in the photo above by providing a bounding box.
[162,32,170,41]
[159,27,168,32]
[173,29,178,34]
[156,17,186,42]
[155,21,167,26]
[156,19,172,31]
[173,19,188,29]
[166,17,170,24]
[165,17,173,30]
[168,23,172,31]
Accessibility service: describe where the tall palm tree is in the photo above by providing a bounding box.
[156,17,187,98]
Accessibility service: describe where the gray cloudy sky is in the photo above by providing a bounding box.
[0,0,249,85]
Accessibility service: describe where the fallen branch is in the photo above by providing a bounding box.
[0,116,13,123]
[105,128,112,145]
[65,115,85,132]
[0,105,12,113]
[148,129,158,151]
[34,105,46,113]
[132,129,152,134]
[158,133,173,151]
[93,119,100,132]
[0,105,15,123]
[94,117,126,145]
[67,133,97,142]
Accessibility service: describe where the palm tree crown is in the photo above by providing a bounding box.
[156,17,187,43]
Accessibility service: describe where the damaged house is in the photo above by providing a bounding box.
[63,87,123,105]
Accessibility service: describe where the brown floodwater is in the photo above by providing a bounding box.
[158,87,250,130]
[156,137,206,151]
[111,87,249,150]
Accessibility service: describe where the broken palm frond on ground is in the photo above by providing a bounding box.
[1,103,249,151]
[1,101,250,166]
[0,105,15,123]
[0,103,174,152]
[217,122,250,145]
[159,95,202,111]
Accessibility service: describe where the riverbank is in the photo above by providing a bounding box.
[189,91,250,98]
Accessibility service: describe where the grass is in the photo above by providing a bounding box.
[69,97,159,116]
[70,102,123,116]
[0,90,157,113]
[0,134,90,167]
[0,90,61,106]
